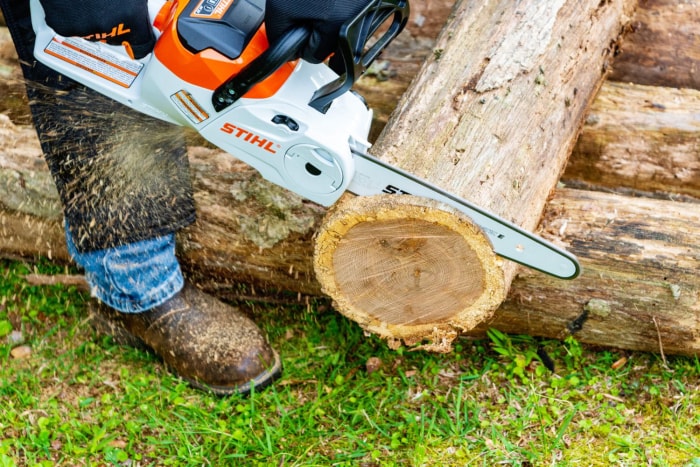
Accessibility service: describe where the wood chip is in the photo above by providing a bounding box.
[611,356,628,370]
[10,345,31,359]
[365,357,382,374]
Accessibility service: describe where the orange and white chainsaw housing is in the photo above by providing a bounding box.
[29,0,372,206]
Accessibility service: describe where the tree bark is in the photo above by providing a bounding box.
[563,81,700,199]
[473,188,700,357]
[313,0,637,348]
[608,0,700,91]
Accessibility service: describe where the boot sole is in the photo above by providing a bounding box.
[184,350,283,396]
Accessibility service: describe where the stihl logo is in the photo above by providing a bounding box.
[220,123,278,154]
[382,184,411,195]
[84,23,132,41]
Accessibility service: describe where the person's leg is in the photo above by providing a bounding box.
[65,224,184,313]
[2,0,195,252]
[1,0,281,394]
[65,224,281,395]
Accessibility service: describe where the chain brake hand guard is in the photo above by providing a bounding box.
[212,0,409,113]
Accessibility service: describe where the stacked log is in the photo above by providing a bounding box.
[562,83,700,199]
[476,0,700,354]
[1,0,699,354]
[563,0,700,199]
[607,0,700,90]
[481,188,700,356]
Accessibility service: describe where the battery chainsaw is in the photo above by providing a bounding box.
[29,0,580,280]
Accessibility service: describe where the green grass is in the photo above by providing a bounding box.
[1,258,700,466]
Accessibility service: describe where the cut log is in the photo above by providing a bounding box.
[563,81,700,199]
[472,187,700,357]
[314,194,506,352]
[4,138,699,355]
[608,0,700,90]
[313,0,637,348]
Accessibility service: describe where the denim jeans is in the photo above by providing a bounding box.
[65,225,184,313]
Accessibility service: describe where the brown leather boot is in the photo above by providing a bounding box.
[89,282,281,395]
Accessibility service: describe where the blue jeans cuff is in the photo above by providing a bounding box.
[65,223,183,313]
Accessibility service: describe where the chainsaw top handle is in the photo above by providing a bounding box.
[310,0,409,112]
[212,0,410,113]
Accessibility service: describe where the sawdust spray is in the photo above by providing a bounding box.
[24,79,196,250]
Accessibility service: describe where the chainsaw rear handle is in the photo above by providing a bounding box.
[212,0,410,113]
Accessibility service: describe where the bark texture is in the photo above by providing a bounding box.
[314,0,637,348]
[608,0,700,90]
[474,188,700,357]
[564,81,700,199]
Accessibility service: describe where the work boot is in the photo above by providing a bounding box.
[89,282,282,395]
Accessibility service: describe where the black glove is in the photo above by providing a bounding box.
[265,0,373,63]
[39,0,155,58]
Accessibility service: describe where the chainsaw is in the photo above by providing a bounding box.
[29,0,580,280]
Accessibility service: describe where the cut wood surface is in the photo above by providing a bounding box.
[314,194,506,352]
[563,81,700,198]
[314,0,637,348]
[608,0,700,90]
